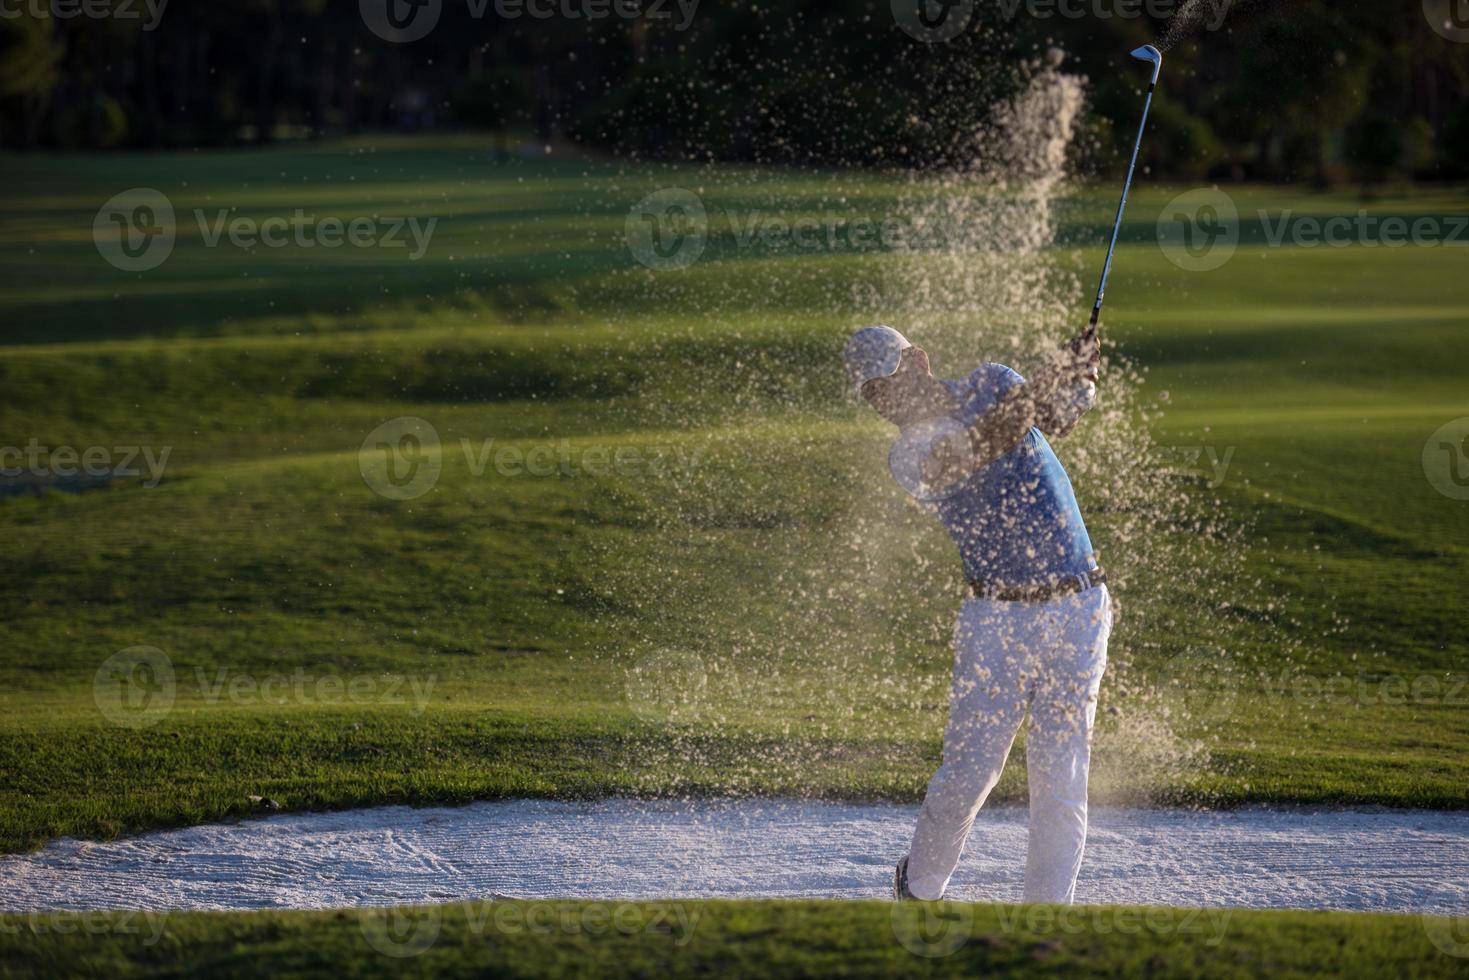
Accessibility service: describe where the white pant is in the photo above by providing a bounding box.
[906,585,1112,903]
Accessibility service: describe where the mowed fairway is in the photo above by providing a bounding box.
[4,900,1467,979]
[1,139,1467,860]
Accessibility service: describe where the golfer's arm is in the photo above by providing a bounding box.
[957,361,1085,468]
[923,365,1087,488]
[965,385,1041,463]
[1034,385,1091,439]
[916,395,1032,489]
[1034,340,1099,439]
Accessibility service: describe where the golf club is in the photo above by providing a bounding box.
[1086,44,1163,337]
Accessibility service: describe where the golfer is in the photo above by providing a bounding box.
[843,323,1110,905]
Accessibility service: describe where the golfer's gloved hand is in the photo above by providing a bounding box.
[1063,327,1101,383]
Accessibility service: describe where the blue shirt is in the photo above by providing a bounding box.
[892,363,1096,587]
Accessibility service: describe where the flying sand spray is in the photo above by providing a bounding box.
[890,45,1164,503]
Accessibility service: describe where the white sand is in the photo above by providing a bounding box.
[3,800,1466,913]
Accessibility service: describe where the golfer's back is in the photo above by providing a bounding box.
[903,363,1096,589]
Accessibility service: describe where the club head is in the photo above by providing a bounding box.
[1130,44,1163,84]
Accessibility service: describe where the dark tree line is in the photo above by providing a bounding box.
[2,0,1468,183]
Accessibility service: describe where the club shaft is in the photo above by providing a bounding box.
[1089,79,1157,331]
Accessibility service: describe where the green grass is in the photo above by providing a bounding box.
[3,900,1467,978]
[1,139,1467,859]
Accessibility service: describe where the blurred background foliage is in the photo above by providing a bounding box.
[2,0,1468,186]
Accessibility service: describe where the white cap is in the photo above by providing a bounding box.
[842,325,911,391]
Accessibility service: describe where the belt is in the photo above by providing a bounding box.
[969,566,1106,603]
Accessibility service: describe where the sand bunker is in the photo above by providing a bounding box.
[3,800,1466,914]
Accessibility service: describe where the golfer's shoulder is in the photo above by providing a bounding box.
[948,363,1026,422]
[960,362,1026,394]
